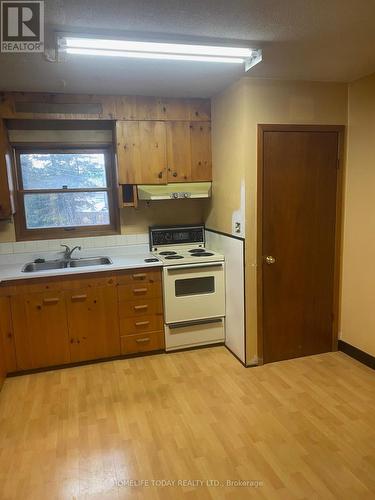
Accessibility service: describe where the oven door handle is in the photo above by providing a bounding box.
[168,318,223,329]
[165,262,224,271]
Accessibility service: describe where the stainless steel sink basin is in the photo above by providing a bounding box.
[22,260,68,272]
[69,257,112,267]
[22,256,112,272]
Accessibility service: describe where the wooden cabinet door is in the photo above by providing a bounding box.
[190,122,212,181]
[0,120,13,220]
[0,297,10,388]
[66,286,120,363]
[166,122,192,182]
[116,121,167,184]
[11,291,70,370]
[166,121,212,182]
[0,296,17,376]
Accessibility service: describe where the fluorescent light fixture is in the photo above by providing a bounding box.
[58,36,262,70]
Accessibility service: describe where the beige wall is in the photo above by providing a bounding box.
[0,220,15,242]
[208,78,348,364]
[340,73,375,357]
[205,79,247,235]
[0,200,206,243]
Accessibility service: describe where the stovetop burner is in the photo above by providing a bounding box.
[159,251,177,256]
[165,255,184,260]
[195,252,214,257]
[189,248,206,253]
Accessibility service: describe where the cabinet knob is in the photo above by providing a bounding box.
[173,172,178,177]
[158,171,163,179]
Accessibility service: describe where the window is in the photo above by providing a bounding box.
[14,147,119,240]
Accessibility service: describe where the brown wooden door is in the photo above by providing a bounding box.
[66,286,120,363]
[116,121,167,184]
[11,291,70,370]
[260,127,341,363]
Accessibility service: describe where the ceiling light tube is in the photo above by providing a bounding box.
[65,47,245,64]
[58,36,262,70]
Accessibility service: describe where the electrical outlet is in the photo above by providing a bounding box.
[234,222,241,234]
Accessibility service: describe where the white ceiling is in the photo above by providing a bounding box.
[1,0,375,97]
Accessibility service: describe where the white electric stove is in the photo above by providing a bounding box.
[149,225,226,351]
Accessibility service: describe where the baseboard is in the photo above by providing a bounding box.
[338,340,375,370]
[7,350,166,377]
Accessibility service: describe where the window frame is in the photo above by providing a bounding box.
[13,144,120,241]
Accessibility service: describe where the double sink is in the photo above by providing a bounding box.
[22,256,112,273]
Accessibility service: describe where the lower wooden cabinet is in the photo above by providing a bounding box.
[120,331,165,355]
[12,291,70,370]
[0,295,17,376]
[0,267,164,373]
[120,314,163,335]
[66,286,120,363]
[0,297,11,388]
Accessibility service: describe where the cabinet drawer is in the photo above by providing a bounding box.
[116,269,161,285]
[118,282,162,301]
[15,275,116,294]
[120,314,163,335]
[120,331,165,355]
[119,297,163,318]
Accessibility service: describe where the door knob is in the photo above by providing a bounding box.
[265,255,276,265]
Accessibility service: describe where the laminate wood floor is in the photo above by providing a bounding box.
[0,347,374,499]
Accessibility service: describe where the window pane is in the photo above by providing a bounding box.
[20,153,108,189]
[24,192,110,229]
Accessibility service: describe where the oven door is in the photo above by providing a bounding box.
[163,262,225,324]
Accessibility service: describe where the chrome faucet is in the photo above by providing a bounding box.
[60,244,82,260]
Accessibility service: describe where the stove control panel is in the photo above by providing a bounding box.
[150,225,205,248]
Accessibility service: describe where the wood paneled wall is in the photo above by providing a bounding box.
[0,92,211,121]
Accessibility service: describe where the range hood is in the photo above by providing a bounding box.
[137,182,211,201]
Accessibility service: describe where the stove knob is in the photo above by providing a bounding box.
[183,192,190,198]
[172,192,179,199]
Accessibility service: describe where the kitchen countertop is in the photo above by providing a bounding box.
[0,249,162,284]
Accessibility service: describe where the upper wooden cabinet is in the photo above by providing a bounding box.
[190,122,212,182]
[166,122,192,182]
[116,121,167,184]
[0,120,13,220]
[116,120,212,184]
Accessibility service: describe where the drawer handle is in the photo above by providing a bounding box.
[132,273,147,279]
[135,321,150,326]
[136,337,150,343]
[133,288,147,293]
[43,298,59,304]
[71,294,87,301]
[134,304,148,311]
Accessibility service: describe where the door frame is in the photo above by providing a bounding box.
[257,124,345,364]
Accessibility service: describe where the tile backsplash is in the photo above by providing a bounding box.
[0,233,149,256]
